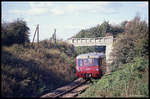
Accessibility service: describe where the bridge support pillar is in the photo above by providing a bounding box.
[105,43,113,74]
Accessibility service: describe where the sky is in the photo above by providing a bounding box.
[2,1,149,42]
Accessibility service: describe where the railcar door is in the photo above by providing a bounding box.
[99,58,103,76]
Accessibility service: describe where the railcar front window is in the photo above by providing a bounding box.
[78,58,99,66]
[94,58,99,66]
[84,59,94,66]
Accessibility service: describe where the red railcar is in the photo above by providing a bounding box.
[76,52,106,79]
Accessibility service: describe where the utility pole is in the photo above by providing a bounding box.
[49,28,56,48]
[54,28,56,48]
[37,24,39,48]
[32,25,37,44]
[32,24,39,48]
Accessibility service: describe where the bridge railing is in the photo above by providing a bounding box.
[67,36,113,46]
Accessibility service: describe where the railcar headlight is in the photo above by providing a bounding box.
[76,66,80,72]
[89,74,91,77]
[96,68,99,71]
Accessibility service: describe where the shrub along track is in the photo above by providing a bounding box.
[40,78,89,98]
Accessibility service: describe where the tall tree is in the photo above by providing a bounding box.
[2,19,30,46]
[99,21,111,36]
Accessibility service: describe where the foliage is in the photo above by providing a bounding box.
[78,57,149,97]
[110,16,149,71]
[75,46,106,56]
[1,19,30,46]
[75,46,95,55]
[1,40,76,97]
[73,21,124,38]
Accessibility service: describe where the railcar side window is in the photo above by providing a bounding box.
[78,59,83,66]
[94,58,99,66]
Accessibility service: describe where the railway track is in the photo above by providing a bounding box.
[40,78,89,98]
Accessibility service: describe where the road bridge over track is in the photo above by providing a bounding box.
[66,36,114,66]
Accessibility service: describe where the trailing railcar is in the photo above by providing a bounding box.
[76,52,106,79]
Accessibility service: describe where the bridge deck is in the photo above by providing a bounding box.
[67,36,113,46]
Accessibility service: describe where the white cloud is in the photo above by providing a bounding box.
[144,2,148,6]
[65,2,111,14]
[24,18,30,23]
[29,2,52,9]
[9,2,53,16]
[50,8,64,15]
[28,2,52,15]
[66,4,95,12]
[9,2,112,16]
[136,2,148,8]
[9,9,24,14]
[9,2,50,16]
[28,8,48,15]
[9,8,48,15]
[49,2,110,16]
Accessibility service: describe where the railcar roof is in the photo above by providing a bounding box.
[76,52,105,59]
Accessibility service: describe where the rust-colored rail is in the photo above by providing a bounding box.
[61,83,89,98]
[41,78,88,98]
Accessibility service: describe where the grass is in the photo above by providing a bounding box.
[78,57,149,97]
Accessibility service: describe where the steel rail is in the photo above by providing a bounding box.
[53,80,87,98]
[41,78,87,98]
